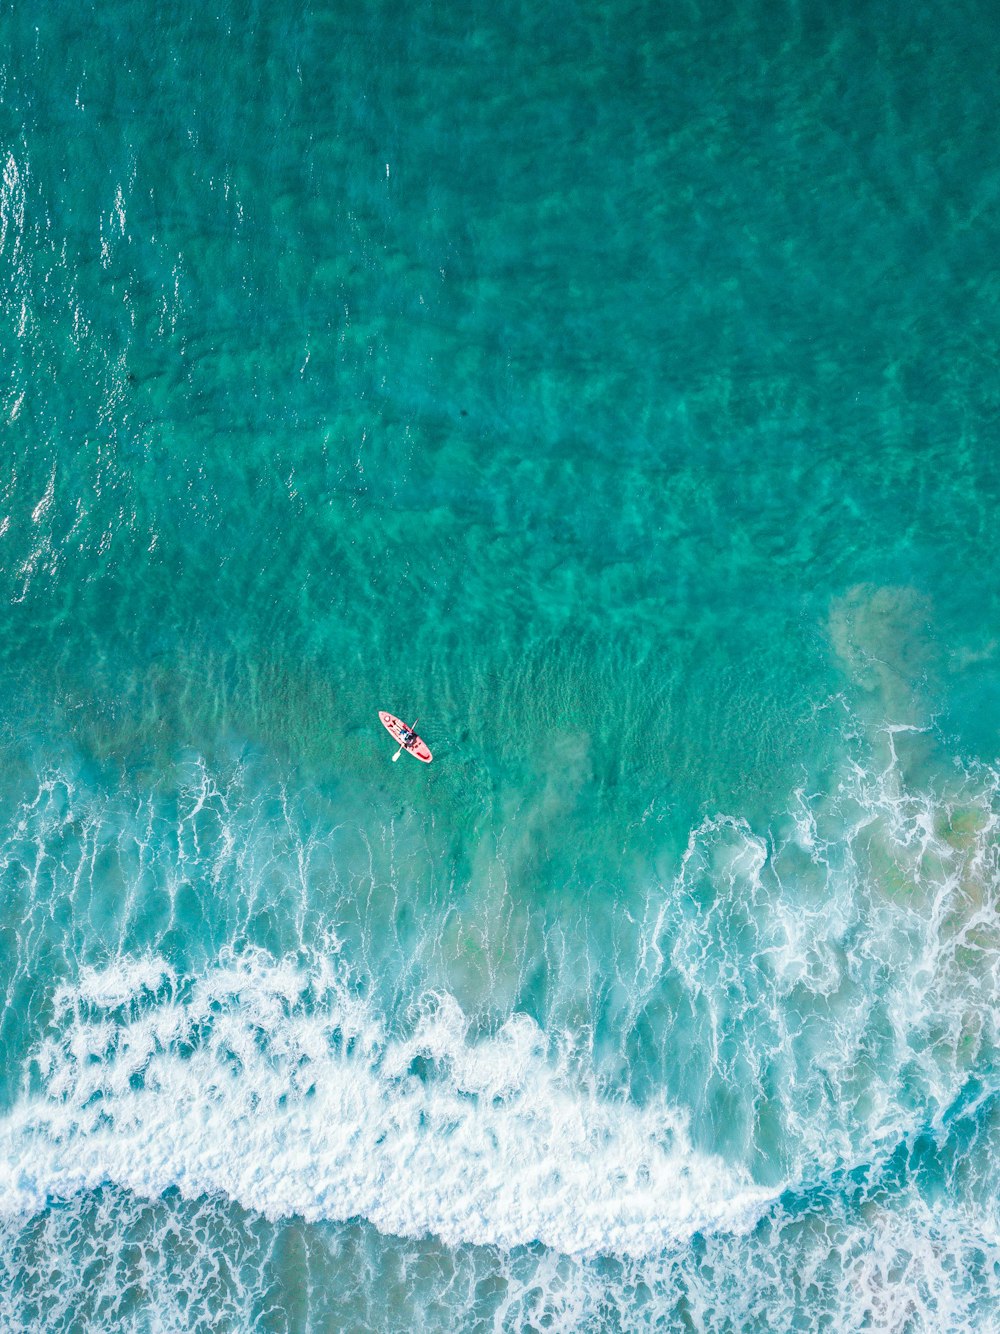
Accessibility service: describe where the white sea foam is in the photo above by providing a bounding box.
[0,951,773,1257]
[1,1158,995,1332]
[0,727,998,1330]
[56,957,176,1010]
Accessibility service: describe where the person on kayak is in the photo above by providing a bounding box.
[379,711,432,763]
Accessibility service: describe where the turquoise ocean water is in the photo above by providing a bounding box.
[2,0,1000,1327]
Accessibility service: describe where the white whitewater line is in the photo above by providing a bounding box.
[0,955,775,1257]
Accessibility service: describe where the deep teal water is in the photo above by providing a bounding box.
[1,0,1000,1328]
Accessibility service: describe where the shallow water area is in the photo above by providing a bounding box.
[2,0,1000,1328]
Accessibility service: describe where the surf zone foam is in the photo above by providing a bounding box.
[0,950,774,1256]
[1,724,998,1311]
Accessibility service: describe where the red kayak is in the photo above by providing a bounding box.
[378,711,433,763]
